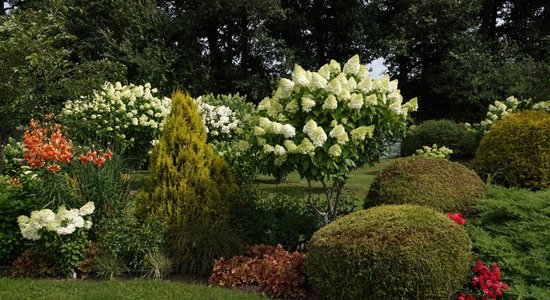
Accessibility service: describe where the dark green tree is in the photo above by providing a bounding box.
[166,0,291,100]
[0,1,124,172]
[64,0,175,92]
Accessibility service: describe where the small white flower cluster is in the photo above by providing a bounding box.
[62,82,171,141]
[18,202,95,240]
[531,100,550,112]
[195,96,240,139]
[478,96,519,131]
[413,144,453,159]
[471,97,550,133]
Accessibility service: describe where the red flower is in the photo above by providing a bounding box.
[9,178,20,186]
[447,212,466,225]
[46,164,62,173]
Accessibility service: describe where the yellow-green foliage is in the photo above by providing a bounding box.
[475,110,550,190]
[137,91,237,228]
[365,156,485,213]
[306,205,472,300]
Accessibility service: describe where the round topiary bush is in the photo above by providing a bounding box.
[401,119,479,160]
[475,110,550,190]
[306,205,472,300]
[364,156,485,213]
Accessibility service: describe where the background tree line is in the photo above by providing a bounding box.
[1,0,548,130]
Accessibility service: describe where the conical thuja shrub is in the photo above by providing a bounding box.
[138,91,237,228]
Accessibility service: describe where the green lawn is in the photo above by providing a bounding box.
[253,159,393,207]
[0,278,265,300]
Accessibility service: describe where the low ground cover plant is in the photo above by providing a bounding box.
[209,244,307,298]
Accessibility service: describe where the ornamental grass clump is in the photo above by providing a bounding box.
[475,110,550,190]
[306,205,472,300]
[365,156,485,213]
[252,55,418,224]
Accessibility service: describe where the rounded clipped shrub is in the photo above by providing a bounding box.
[401,119,479,159]
[364,156,485,213]
[475,110,550,190]
[306,205,472,300]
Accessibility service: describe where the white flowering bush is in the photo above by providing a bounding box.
[17,202,95,276]
[252,55,418,223]
[196,93,261,184]
[195,97,240,142]
[469,96,550,133]
[413,144,453,159]
[61,82,171,167]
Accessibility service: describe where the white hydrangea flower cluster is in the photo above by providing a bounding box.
[18,202,95,240]
[62,82,171,142]
[478,96,520,131]
[195,96,240,139]
[471,96,550,133]
[255,55,417,167]
[531,101,550,111]
[413,144,453,160]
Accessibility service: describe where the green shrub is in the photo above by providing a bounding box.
[306,205,472,300]
[137,92,241,275]
[0,176,39,265]
[467,186,550,298]
[138,91,236,226]
[365,156,485,213]
[197,93,260,185]
[401,119,479,160]
[96,215,166,272]
[2,137,25,177]
[167,222,244,277]
[230,186,323,251]
[475,110,550,189]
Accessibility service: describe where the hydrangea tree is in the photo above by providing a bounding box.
[253,55,418,224]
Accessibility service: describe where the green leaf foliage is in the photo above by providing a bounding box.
[307,205,473,300]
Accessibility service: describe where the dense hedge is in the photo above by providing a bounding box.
[306,205,472,300]
[475,110,550,189]
[401,119,479,160]
[365,156,485,213]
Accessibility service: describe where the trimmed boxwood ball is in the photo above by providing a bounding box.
[475,110,550,190]
[364,156,485,213]
[306,205,472,300]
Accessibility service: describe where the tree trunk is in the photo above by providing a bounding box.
[480,0,499,41]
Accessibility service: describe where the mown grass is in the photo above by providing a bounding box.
[0,278,265,300]
[253,159,393,207]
